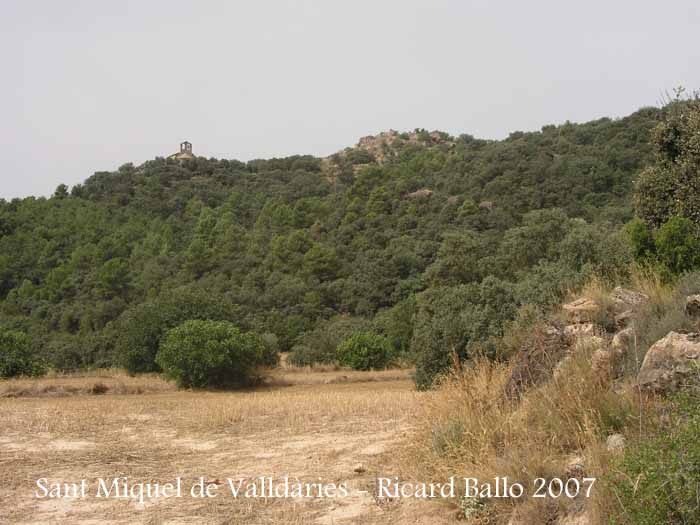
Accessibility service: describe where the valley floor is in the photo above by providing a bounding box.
[0,369,454,524]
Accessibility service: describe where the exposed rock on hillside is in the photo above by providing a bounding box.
[405,188,433,199]
[615,309,635,329]
[562,298,600,324]
[356,129,455,163]
[610,287,648,308]
[610,327,636,379]
[320,129,456,187]
[638,331,700,393]
[611,327,634,356]
[563,322,599,339]
[606,433,626,452]
[686,294,700,317]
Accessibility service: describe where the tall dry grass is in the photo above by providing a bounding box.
[410,349,640,523]
[0,369,175,398]
[407,269,697,523]
[0,362,413,398]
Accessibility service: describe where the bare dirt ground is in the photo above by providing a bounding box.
[0,368,456,524]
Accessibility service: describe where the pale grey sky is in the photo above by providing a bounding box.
[2,0,699,199]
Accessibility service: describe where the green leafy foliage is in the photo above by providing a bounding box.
[631,96,700,276]
[288,316,370,366]
[117,288,240,373]
[412,277,517,389]
[336,331,392,370]
[373,295,417,360]
[606,391,700,524]
[625,218,656,261]
[0,327,46,378]
[155,320,264,388]
[655,216,700,274]
[0,107,661,382]
[97,258,130,297]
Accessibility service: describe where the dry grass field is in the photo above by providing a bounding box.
[0,366,455,524]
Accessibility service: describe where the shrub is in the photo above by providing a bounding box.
[415,350,638,523]
[155,320,264,388]
[117,288,241,374]
[287,316,371,367]
[655,216,700,274]
[605,391,700,524]
[503,320,570,399]
[0,328,46,378]
[632,97,700,276]
[336,331,392,370]
[625,218,656,261]
[633,97,700,229]
[412,278,517,389]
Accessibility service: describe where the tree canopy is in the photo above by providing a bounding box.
[0,108,664,384]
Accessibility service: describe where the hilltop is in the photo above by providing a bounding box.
[0,107,661,379]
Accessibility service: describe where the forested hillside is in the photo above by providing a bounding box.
[0,107,662,384]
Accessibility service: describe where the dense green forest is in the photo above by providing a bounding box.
[0,106,667,385]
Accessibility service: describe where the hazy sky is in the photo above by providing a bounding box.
[2,0,699,199]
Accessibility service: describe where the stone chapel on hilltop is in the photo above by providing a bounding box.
[168,141,194,160]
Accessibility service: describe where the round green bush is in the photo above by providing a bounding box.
[336,331,392,371]
[0,328,46,378]
[117,288,242,374]
[155,320,264,388]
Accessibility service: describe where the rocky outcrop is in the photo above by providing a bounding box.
[610,287,648,308]
[606,433,626,452]
[564,323,598,338]
[405,188,433,199]
[355,129,455,163]
[611,327,634,358]
[562,298,599,324]
[686,294,700,317]
[638,331,700,393]
[565,455,585,478]
[609,288,648,330]
[614,309,634,329]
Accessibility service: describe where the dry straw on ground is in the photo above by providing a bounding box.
[0,366,457,524]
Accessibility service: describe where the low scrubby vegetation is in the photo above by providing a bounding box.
[0,327,45,378]
[410,268,700,523]
[287,315,371,367]
[336,331,393,370]
[605,390,700,524]
[155,320,265,388]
